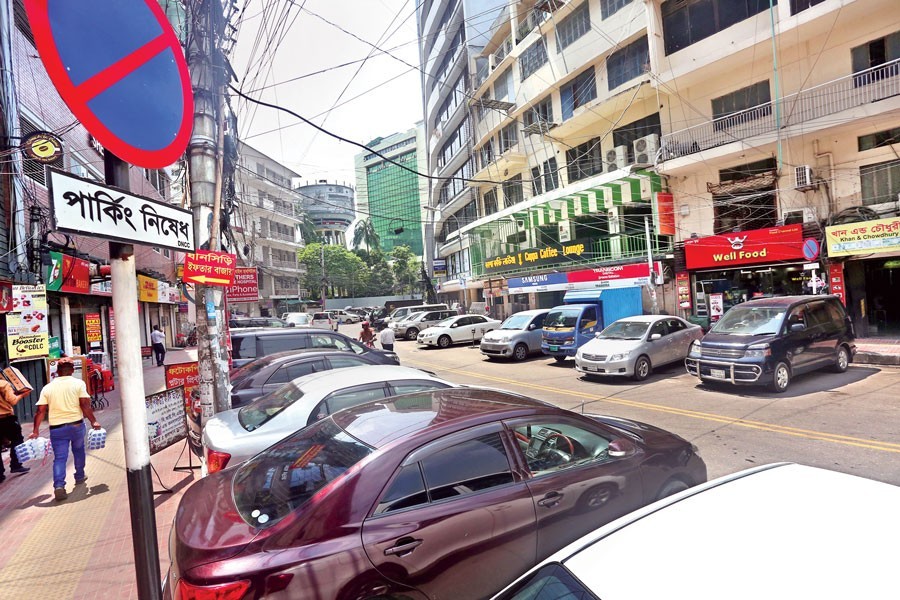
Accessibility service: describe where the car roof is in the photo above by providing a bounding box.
[333,387,553,448]
[290,365,439,397]
[240,348,363,367]
[533,463,900,600]
[609,314,670,323]
[231,327,336,338]
[736,294,839,308]
[509,309,550,316]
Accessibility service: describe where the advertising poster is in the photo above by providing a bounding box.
[676,272,692,309]
[46,251,90,294]
[85,312,103,347]
[166,362,202,457]
[0,282,12,312]
[138,274,159,302]
[7,285,49,360]
[226,267,260,303]
[709,293,725,321]
[829,263,846,305]
[145,386,187,455]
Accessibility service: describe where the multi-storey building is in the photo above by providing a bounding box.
[353,126,428,255]
[233,142,306,317]
[295,181,355,247]
[417,0,508,303]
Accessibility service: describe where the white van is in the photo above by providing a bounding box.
[386,303,449,324]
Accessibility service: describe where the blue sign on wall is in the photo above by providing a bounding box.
[507,272,569,292]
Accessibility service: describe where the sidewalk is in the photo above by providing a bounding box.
[854,337,900,366]
[0,349,200,600]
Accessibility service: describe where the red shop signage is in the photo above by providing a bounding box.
[828,263,846,306]
[568,261,662,283]
[684,224,804,270]
[226,267,260,303]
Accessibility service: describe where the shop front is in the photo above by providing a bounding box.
[683,224,816,326]
[138,274,180,347]
[826,215,900,338]
[45,251,113,360]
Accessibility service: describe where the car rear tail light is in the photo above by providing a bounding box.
[176,579,250,600]
[206,449,231,474]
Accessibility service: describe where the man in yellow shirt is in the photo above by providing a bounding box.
[30,358,101,501]
[0,376,32,484]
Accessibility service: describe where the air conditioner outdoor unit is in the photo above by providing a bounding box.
[606,146,629,173]
[633,134,659,164]
[794,165,816,190]
[782,207,818,225]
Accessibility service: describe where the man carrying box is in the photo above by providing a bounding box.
[0,368,33,484]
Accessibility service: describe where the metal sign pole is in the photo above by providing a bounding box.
[104,154,162,600]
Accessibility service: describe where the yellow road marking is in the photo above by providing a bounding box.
[409,357,900,454]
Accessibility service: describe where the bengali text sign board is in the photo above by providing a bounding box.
[146,385,187,455]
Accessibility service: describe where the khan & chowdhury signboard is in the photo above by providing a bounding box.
[684,224,804,270]
[825,217,900,257]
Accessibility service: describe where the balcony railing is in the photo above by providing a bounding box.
[474,61,490,88]
[492,36,513,65]
[661,59,900,161]
[516,10,547,42]
[268,258,299,269]
[268,231,297,243]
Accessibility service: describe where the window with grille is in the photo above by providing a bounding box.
[20,118,64,186]
[499,122,518,153]
[483,189,498,215]
[543,158,560,192]
[566,138,602,183]
[851,31,900,87]
[858,127,900,152]
[519,37,548,81]
[494,67,513,102]
[661,0,769,55]
[860,159,900,207]
[601,0,633,19]
[789,0,826,14]
[560,67,596,120]
[612,113,661,163]
[523,96,553,127]
[711,81,771,131]
[531,167,543,196]
[555,2,590,52]
[503,175,524,207]
[607,36,649,90]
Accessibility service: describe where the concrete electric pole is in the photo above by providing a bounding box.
[187,0,231,439]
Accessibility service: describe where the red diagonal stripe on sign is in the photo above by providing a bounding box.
[71,33,170,104]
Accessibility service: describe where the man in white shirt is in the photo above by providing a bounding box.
[150,325,166,366]
[379,326,395,351]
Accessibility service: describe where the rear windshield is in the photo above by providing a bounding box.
[238,383,305,431]
[233,418,374,529]
[313,313,330,320]
[544,308,581,328]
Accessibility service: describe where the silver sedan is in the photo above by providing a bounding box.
[202,365,455,473]
[575,315,703,381]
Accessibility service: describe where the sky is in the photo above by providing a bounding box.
[229,0,425,188]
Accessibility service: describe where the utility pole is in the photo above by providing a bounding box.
[320,244,327,309]
[188,0,231,436]
[644,216,660,314]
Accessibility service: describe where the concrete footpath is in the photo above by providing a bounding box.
[855,337,900,366]
[0,349,199,600]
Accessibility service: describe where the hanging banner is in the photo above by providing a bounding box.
[7,285,50,359]
[146,386,187,455]
[46,251,91,294]
[226,267,260,303]
[85,312,103,345]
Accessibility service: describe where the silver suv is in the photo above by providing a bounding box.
[392,309,457,341]
[480,309,549,361]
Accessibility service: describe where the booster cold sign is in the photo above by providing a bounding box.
[25,0,192,169]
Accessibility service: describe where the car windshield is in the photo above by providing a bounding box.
[544,308,581,328]
[501,314,531,330]
[436,317,457,327]
[599,321,650,340]
[713,306,785,335]
[238,382,305,431]
[230,357,273,386]
[232,418,374,529]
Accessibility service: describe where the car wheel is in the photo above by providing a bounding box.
[437,335,452,348]
[632,355,651,381]
[831,345,850,373]
[656,478,689,501]
[553,356,567,363]
[513,343,529,361]
[406,328,419,341]
[770,361,791,393]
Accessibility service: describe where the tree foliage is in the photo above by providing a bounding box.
[352,218,380,251]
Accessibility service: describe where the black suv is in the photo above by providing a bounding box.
[230,328,400,369]
[685,295,855,392]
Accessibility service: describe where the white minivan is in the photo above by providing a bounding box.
[386,303,448,325]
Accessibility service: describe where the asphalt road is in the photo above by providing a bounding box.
[350,326,900,487]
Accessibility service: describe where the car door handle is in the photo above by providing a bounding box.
[384,538,423,557]
[537,492,563,508]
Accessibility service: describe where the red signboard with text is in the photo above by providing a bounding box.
[684,224,804,270]
[567,262,662,283]
[654,192,676,237]
[226,267,260,303]
[828,263,846,305]
[165,361,199,399]
[183,250,236,286]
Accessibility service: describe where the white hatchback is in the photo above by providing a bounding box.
[493,463,900,600]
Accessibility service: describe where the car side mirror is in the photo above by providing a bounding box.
[649,333,662,341]
[528,323,536,330]
[608,438,637,458]
[451,323,458,328]
[790,323,806,333]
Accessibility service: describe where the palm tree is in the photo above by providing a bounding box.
[297,213,321,245]
[352,218,380,251]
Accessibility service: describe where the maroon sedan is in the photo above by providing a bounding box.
[164,388,705,600]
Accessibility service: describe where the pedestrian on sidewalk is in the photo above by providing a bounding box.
[0,376,32,484]
[151,324,167,367]
[379,326,395,351]
[29,357,102,501]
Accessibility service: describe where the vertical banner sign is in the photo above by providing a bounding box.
[709,293,725,322]
[167,362,202,458]
[676,272,691,309]
[85,312,103,347]
[829,263,846,306]
[7,285,50,359]
[654,192,676,237]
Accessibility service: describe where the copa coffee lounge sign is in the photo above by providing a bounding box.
[684,224,804,270]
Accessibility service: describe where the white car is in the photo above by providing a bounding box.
[281,312,312,328]
[492,463,900,600]
[203,365,456,473]
[575,315,703,381]
[417,314,502,348]
[329,309,360,324]
[310,311,338,332]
